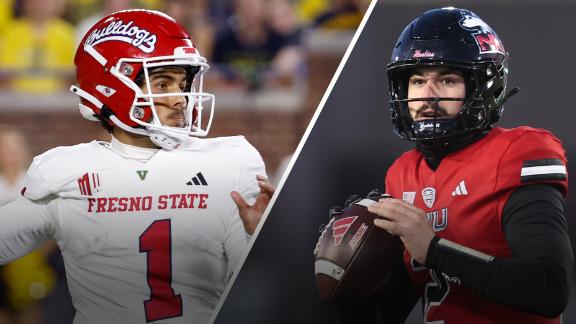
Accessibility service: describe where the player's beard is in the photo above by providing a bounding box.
[167,111,186,128]
[412,102,449,121]
[155,104,187,128]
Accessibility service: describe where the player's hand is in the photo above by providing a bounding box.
[367,198,435,264]
[231,175,275,235]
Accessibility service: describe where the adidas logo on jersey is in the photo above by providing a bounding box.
[186,172,208,186]
[451,181,468,196]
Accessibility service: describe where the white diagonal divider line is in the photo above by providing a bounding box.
[208,1,380,322]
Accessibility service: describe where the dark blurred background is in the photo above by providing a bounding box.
[215,0,576,323]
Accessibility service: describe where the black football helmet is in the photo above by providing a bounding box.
[387,7,518,142]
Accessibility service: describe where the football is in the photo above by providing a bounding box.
[313,191,403,305]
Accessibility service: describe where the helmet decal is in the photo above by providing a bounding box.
[413,50,435,58]
[472,33,505,55]
[459,13,505,55]
[459,14,492,31]
[96,85,116,97]
[84,20,157,53]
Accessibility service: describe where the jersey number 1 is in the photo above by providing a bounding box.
[139,219,183,322]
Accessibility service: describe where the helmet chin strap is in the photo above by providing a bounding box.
[148,127,190,150]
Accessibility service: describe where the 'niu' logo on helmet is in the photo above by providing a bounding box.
[85,20,157,53]
[472,32,505,55]
[332,216,357,246]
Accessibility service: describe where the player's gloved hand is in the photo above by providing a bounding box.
[343,194,362,208]
[327,190,386,220]
[328,206,343,218]
[367,189,388,200]
[231,175,275,235]
[317,190,387,250]
[323,193,362,221]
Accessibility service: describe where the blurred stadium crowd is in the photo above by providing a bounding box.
[0,0,368,94]
[0,0,370,323]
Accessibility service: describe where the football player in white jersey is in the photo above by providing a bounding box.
[0,10,274,324]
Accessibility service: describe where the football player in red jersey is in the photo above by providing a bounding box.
[337,7,572,324]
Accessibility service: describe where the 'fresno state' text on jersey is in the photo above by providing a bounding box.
[13,136,264,324]
[385,127,568,324]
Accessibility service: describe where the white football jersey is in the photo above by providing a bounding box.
[0,136,265,324]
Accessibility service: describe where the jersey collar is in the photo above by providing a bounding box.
[110,136,160,161]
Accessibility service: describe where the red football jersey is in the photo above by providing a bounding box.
[385,127,568,324]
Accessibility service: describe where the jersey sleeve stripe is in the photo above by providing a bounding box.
[520,163,567,183]
[521,173,567,183]
[522,158,564,167]
[520,165,567,177]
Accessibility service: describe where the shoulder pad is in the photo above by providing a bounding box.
[22,142,104,200]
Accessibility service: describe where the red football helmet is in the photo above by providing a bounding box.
[71,10,214,149]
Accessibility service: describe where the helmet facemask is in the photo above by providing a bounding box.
[112,55,215,150]
[388,60,508,142]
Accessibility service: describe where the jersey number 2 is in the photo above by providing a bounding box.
[424,269,450,319]
[139,219,183,322]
